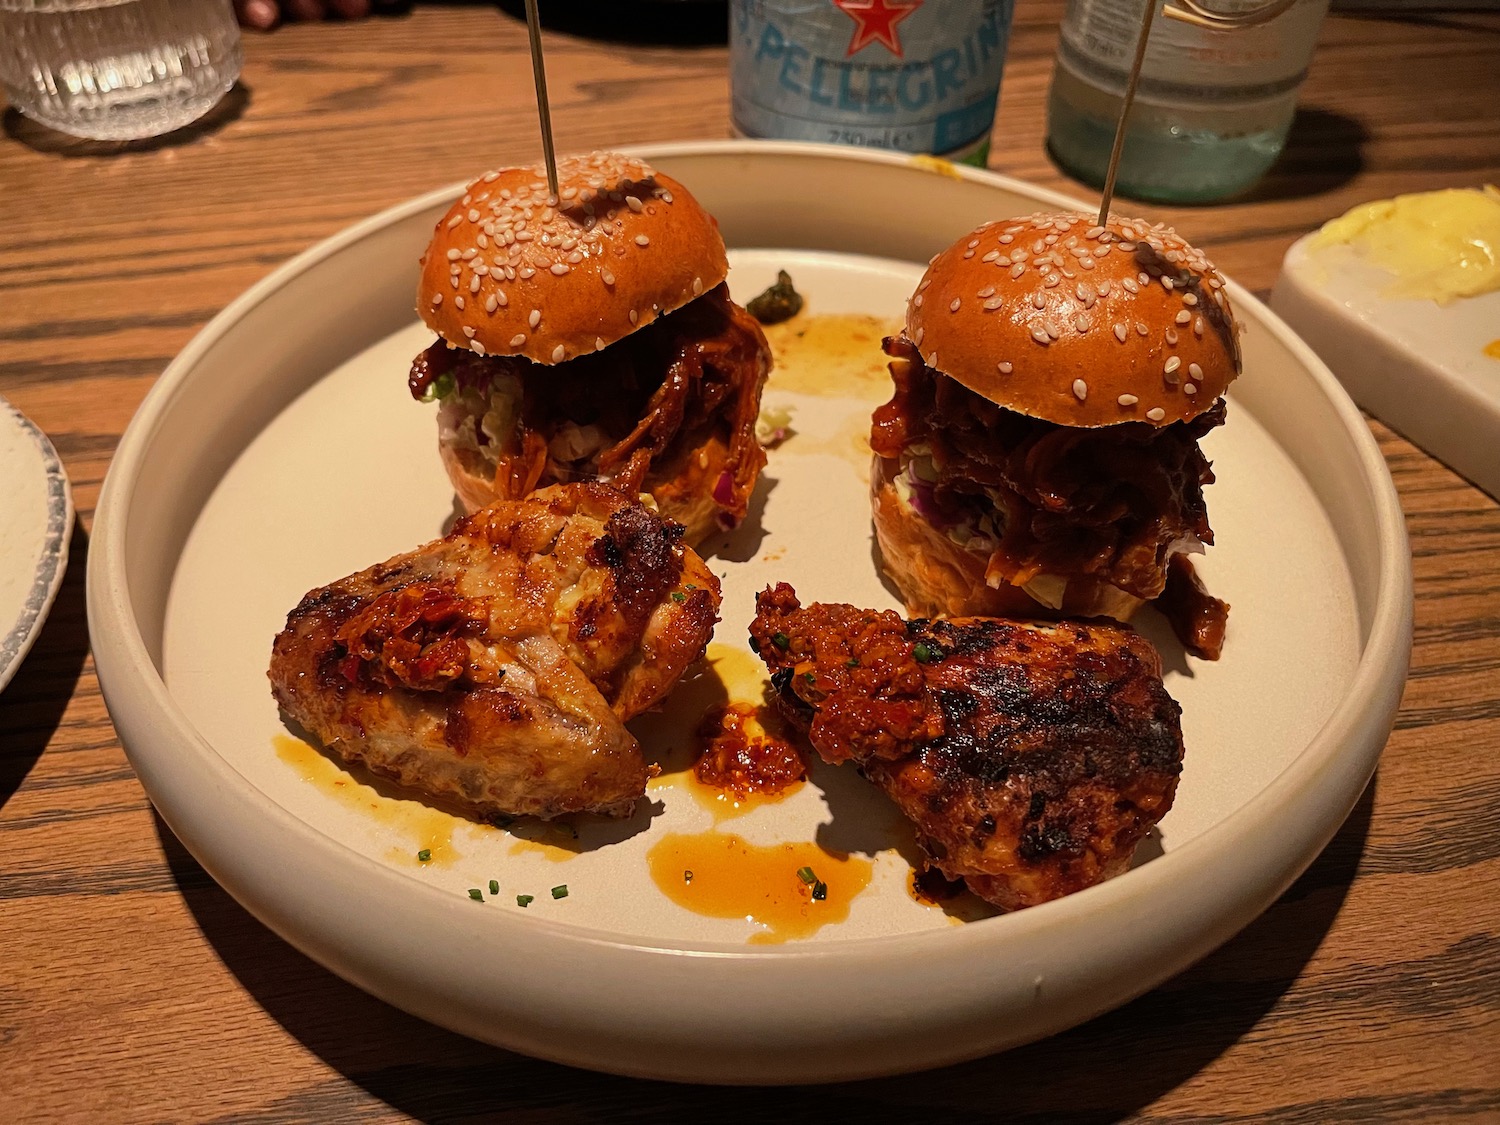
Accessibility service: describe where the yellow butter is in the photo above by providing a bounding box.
[1309,185,1500,304]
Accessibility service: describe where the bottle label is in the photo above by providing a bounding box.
[1059,0,1330,105]
[729,0,1014,162]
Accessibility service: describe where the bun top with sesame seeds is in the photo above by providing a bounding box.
[905,211,1242,429]
[417,152,729,366]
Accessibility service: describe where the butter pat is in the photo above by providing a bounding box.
[1308,185,1500,304]
[1271,187,1500,499]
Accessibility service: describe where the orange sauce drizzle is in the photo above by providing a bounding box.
[762,312,900,400]
[273,734,460,866]
[1484,338,1500,360]
[647,831,873,944]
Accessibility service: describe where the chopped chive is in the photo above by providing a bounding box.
[812,880,828,901]
[516,894,534,907]
[796,866,817,885]
[488,879,499,895]
[772,632,790,650]
[685,583,697,590]
[802,671,816,684]
[913,641,939,663]
[683,870,694,884]
[416,848,432,862]
[670,590,687,603]
[467,888,483,902]
[845,658,860,668]
[551,884,569,899]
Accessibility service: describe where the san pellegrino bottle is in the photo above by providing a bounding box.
[1046,0,1331,202]
[730,0,1017,166]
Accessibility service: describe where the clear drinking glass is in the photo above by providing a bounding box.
[0,0,242,141]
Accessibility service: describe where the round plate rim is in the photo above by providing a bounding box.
[0,395,73,694]
[86,140,1413,1080]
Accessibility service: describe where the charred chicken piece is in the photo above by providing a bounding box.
[749,584,1184,911]
[270,484,720,821]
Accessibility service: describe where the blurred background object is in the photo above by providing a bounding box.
[729,0,1015,166]
[0,0,242,141]
[1046,0,1331,203]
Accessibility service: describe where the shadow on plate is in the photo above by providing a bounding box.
[157,775,1373,1122]
[698,470,777,564]
[0,524,92,812]
[2,84,251,157]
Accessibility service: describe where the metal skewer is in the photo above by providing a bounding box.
[1096,0,1159,227]
[1096,0,1302,225]
[523,0,559,198]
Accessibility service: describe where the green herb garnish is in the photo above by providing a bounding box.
[489,879,499,895]
[796,866,817,885]
[516,894,534,908]
[913,642,939,664]
[802,671,816,685]
[747,269,804,325]
[845,658,860,668]
[416,849,432,863]
[670,591,687,603]
[772,632,790,650]
[467,888,484,902]
[551,884,569,900]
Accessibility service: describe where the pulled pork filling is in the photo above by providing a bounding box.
[409,283,768,526]
[871,334,1229,657]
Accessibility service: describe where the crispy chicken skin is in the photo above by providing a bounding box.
[749,584,1183,911]
[269,484,720,820]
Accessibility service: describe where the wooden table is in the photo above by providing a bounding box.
[3,3,1497,1120]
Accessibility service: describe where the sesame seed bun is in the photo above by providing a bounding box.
[418,152,729,365]
[869,455,1144,621]
[906,211,1241,427]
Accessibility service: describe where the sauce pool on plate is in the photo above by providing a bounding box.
[646,830,873,944]
[273,734,460,866]
[762,312,900,399]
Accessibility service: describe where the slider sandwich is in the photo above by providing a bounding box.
[409,151,772,544]
[871,212,1241,657]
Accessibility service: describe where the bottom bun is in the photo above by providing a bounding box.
[440,442,510,516]
[439,437,745,547]
[870,456,1144,622]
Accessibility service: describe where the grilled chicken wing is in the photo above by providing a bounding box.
[749,584,1183,910]
[270,484,720,820]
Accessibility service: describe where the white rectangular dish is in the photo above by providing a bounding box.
[88,142,1411,1084]
[1272,232,1500,498]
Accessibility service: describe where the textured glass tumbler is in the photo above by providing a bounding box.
[0,0,242,141]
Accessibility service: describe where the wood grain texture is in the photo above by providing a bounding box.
[1,3,1497,1121]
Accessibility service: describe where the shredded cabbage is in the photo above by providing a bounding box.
[437,373,522,471]
[755,405,794,448]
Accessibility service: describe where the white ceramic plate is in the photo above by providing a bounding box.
[89,142,1411,1084]
[0,396,72,693]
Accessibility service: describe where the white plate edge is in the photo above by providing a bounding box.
[1,396,74,692]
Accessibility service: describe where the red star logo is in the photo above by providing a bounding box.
[834,0,921,58]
